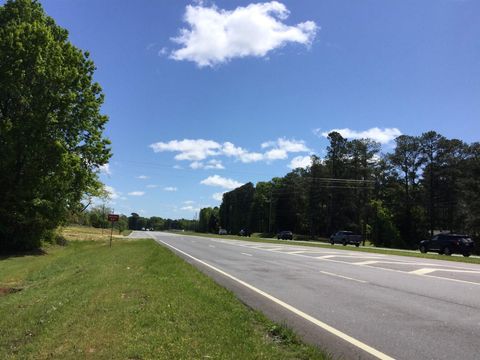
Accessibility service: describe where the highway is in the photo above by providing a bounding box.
[131,231,480,360]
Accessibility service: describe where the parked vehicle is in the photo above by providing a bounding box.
[277,231,293,240]
[330,231,362,247]
[218,228,227,235]
[419,233,474,257]
[239,229,251,237]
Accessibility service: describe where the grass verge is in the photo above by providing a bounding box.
[0,231,329,359]
[175,231,480,265]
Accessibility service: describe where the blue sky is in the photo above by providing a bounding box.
[31,0,480,218]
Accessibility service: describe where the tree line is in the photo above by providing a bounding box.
[1,0,111,251]
[199,131,480,249]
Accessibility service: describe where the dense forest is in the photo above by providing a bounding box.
[199,131,480,249]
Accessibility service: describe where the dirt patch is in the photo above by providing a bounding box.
[0,287,22,296]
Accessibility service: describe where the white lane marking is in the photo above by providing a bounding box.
[320,271,368,284]
[410,268,437,275]
[155,238,395,360]
[353,261,380,265]
[317,255,339,259]
[241,252,253,257]
[410,268,480,275]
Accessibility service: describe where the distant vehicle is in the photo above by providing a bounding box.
[218,229,227,235]
[239,229,251,237]
[419,233,474,257]
[330,231,361,247]
[277,231,293,240]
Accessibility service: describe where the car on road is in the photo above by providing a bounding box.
[330,231,362,247]
[239,229,251,237]
[419,233,475,257]
[218,228,227,235]
[277,231,293,240]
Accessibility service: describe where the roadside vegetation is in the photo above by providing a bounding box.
[0,0,111,252]
[0,227,329,359]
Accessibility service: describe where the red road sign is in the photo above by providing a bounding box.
[107,214,119,222]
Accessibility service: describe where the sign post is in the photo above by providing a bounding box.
[107,214,119,247]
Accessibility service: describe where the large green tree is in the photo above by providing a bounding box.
[0,0,111,250]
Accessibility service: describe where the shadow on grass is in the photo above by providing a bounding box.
[0,247,47,261]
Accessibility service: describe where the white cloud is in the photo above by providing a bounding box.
[184,200,195,205]
[164,186,178,192]
[205,159,225,169]
[136,175,149,180]
[128,191,145,196]
[259,138,309,161]
[200,175,243,190]
[222,142,264,163]
[104,185,119,200]
[212,192,225,202]
[151,138,310,165]
[150,139,221,161]
[276,138,309,152]
[189,161,204,169]
[181,205,200,212]
[170,1,318,67]
[264,148,288,160]
[99,163,111,175]
[189,159,226,170]
[288,155,312,169]
[146,184,158,188]
[320,127,402,144]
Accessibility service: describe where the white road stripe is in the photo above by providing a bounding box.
[320,271,368,283]
[410,268,437,275]
[155,237,395,360]
[410,268,480,275]
[353,261,380,266]
[241,252,252,257]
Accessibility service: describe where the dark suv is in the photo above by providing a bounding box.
[277,231,293,240]
[419,233,475,257]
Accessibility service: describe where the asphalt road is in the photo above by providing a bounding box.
[131,231,480,360]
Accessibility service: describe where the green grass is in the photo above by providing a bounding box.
[0,233,329,359]
[176,231,480,265]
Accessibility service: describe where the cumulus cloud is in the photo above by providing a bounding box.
[264,148,288,160]
[151,138,310,165]
[190,159,225,170]
[128,191,145,196]
[200,175,243,190]
[320,127,402,144]
[212,192,225,202]
[150,139,221,161]
[170,1,318,67]
[184,200,195,205]
[136,175,149,180]
[181,205,200,212]
[164,186,178,192]
[222,142,264,163]
[260,138,309,161]
[99,163,111,175]
[288,155,312,169]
